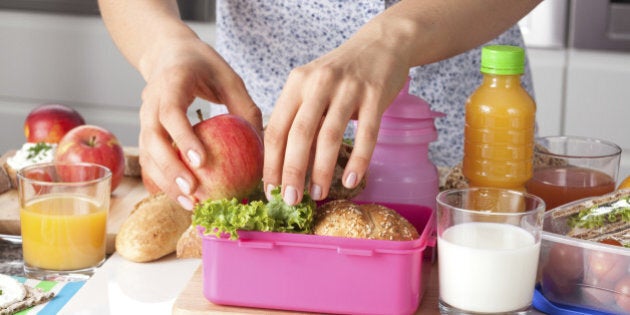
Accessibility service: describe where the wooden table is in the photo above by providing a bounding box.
[172,261,441,315]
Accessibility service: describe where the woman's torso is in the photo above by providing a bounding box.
[213,0,534,167]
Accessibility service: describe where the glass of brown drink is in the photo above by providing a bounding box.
[526,136,621,210]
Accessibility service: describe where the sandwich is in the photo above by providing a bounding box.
[551,189,630,247]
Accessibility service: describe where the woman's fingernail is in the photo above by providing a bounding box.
[187,150,201,168]
[266,184,275,200]
[310,184,322,200]
[344,172,357,188]
[176,177,191,195]
[283,186,297,205]
[177,195,194,211]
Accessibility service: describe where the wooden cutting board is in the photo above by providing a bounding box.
[0,151,149,254]
[172,263,441,315]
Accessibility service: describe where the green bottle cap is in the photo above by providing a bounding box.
[480,45,525,75]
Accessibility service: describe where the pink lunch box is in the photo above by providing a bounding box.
[199,202,436,315]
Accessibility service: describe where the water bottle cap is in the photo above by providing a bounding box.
[480,45,525,75]
[384,78,444,119]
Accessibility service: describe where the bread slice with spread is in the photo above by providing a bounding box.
[550,189,630,247]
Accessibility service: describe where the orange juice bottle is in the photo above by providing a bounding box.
[463,45,536,192]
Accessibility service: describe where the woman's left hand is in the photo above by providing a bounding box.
[262,24,410,205]
[263,0,543,205]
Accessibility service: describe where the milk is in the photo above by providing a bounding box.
[438,222,540,313]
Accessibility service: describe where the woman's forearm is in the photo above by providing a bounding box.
[354,0,542,69]
[98,0,199,79]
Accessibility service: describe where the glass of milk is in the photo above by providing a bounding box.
[436,187,545,314]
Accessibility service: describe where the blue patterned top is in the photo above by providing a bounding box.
[213,0,534,167]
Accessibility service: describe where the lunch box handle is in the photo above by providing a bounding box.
[238,240,274,249]
[337,248,374,256]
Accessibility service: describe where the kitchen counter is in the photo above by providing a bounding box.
[0,240,546,314]
[58,253,200,314]
[0,237,200,314]
[61,253,443,315]
[61,254,547,315]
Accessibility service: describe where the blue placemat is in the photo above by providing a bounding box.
[11,277,85,315]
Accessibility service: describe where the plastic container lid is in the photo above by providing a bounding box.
[383,78,444,120]
[377,78,443,144]
[532,286,615,315]
[480,45,525,75]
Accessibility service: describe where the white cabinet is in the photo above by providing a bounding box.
[527,48,566,137]
[563,49,630,181]
[564,50,630,147]
[0,11,139,153]
[526,47,630,182]
[521,0,630,183]
[0,10,215,153]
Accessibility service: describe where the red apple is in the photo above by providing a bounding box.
[545,243,584,281]
[585,249,628,283]
[54,125,125,192]
[183,114,263,201]
[20,165,54,195]
[24,104,85,143]
[614,275,630,312]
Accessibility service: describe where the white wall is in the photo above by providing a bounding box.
[0,10,215,153]
[527,48,566,137]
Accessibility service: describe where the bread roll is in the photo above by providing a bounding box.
[313,200,419,241]
[437,143,563,192]
[116,193,192,262]
[176,225,202,259]
[327,142,367,199]
[313,200,371,239]
[123,146,142,177]
[1,150,18,191]
[438,162,470,191]
[0,159,13,194]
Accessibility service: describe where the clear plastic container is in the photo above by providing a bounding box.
[463,45,536,191]
[199,202,436,315]
[354,78,443,209]
[537,193,630,314]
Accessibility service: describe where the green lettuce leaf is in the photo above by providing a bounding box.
[192,186,316,240]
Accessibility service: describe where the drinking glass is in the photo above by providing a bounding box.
[526,136,621,210]
[17,162,111,281]
[437,187,545,314]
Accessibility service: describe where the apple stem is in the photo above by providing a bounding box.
[89,136,97,147]
[196,109,204,123]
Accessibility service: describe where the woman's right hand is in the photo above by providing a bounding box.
[137,36,262,210]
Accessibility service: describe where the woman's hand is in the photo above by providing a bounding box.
[262,0,542,206]
[138,37,262,209]
[262,27,410,205]
[98,0,262,209]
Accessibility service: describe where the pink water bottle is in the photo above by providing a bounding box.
[353,78,443,209]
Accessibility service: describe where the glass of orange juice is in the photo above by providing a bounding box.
[526,136,621,211]
[17,162,111,281]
